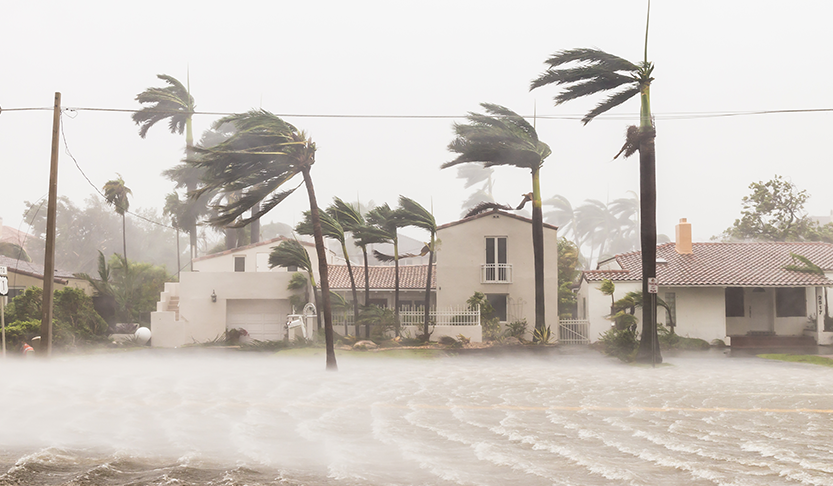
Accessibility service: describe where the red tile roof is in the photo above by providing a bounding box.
[327,264,436,290]
[583,242,833,287]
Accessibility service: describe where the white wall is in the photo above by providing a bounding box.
[436,212,558,339]
[668,287,726,344]
[579,279,640,342]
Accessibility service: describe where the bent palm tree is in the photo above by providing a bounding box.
[327,197,367,326]
[191,109,337,371]
[103,175,132,265]
[443,103,551,337]
[269,239,319,334]
[366,203,403,337]
[296,209,355,335]
[133,74,199,266]
[396,196,437,339]
[530,3,659,363]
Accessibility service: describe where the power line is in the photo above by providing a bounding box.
[2,105,832,121]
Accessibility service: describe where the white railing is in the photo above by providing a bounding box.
[333,305,481,327]
[559,319,590,344]
[481,263,512,283]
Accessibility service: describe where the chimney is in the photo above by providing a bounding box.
[675,218,693,254]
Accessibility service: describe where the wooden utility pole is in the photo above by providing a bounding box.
[40,92,61,357]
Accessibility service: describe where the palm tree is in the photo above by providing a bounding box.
[396,196,437,339]
[296,209,355,336]
[529,3,659,363]
[103,175,132,265]
[366,203,403,337]
[268,238,319,334]
[443,103,551,337]
[327,197,367,326]
[191,109,337,371]
[133,74,199,266]
[350,224,390,338]
[544,194,581,250]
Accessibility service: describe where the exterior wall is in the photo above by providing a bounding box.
[193,239,325,274]
[151,270,296,347]
[6,272,93,297]
[667,287,727,344]
[579,279,640,342]
[436,213,558,340]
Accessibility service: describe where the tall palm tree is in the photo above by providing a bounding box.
[443,103,551,337]
[103,175,132,265]
[530,3,659,363]
[327,197,367,326]
[366,203,403,337]
[396,195,437,339]
[191,109,337,371]
[133,74,199,266]
[296,209,355,336]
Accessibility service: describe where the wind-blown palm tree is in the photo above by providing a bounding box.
[103,175,132,265]
[544,194,581,250]
[327,197,367,326]
[366,203,403,337]
[296,209,355,336]
[443,103,551,337]
[396,196,437,339]
[191,109,337,371]
[530,3,659,363]
[133,74,199,266]
[268,238,319,334]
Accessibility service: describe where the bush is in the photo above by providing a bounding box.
[2,319,42,350]
[658,325,710,351]
[505,319,528,339]
[598,327,639,362]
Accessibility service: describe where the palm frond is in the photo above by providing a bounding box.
[327,197,364,232]
[268,239,312,273]
[783,253,824,276]
[539,48,638,72]
[133,74,195,138]
[464,201,512,218]
[581,86,641,124]
[295,209,345,243]
[395,196,436,234]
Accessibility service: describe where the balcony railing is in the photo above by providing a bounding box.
[481,263,512,283]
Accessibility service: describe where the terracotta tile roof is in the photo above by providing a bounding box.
[583,242,833,287]
[327,264,436,290]
[0,255,74,283]
[437,209,558,232]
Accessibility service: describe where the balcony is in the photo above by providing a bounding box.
[481,263,512,283]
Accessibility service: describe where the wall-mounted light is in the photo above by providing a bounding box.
[211,290,217,303]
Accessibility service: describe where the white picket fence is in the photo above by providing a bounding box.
[333,305,481,327]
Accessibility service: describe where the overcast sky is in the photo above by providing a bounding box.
[3,1,831,248]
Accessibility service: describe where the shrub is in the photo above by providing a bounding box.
[505,319,528,339]
[598,327,639,362]
[533,325,553,344]
[658,325,710,351]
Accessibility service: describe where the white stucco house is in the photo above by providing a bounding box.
[577,219,833,346]
[151,208,559,347]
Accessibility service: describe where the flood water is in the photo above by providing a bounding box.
[1,348,832,485]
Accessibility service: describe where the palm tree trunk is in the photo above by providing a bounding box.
[635,125,661,364]
[531,168,546,337]
[362,245,371,338]
[423,236,434,339]
[122,213,128,270]
[394,237,401,337]
[302,167,337,370]
[251,202,261,244]
[341,242,359,336]
[185,116,197,270]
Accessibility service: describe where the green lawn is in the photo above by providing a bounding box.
[757,354,833,367]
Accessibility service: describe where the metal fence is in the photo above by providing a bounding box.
[558,319,591,344]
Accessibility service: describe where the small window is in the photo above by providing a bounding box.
[234,255,246,272]
[486,293,508,321]
[725,287,744,317]
[776,288,805,317]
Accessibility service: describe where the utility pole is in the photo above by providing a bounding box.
[40,92,61,357]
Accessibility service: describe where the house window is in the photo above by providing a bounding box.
[234,255,246,272]
[776,287,805,317]
[725,287,744,317]
[483,236,510,282]
[486,293,508,321]
[664,292,676,327]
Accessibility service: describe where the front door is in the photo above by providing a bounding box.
[748,288,773,333]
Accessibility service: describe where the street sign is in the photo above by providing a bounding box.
[0,266,6,276]
[647,277,658,294]
[0,276,7,296]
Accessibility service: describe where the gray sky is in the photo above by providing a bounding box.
[3,0,831,246]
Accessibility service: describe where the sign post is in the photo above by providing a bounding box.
[0,265,7,358]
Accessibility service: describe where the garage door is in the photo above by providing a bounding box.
[226,299,288,341]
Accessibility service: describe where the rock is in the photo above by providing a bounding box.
[353,340,378,350]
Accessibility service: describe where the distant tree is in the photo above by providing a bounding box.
[103,175,132,265]
[719,176,823,242]
[557,238,581,318]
